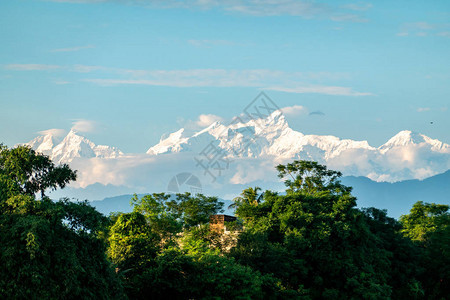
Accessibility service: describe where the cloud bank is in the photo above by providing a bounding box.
[5,64,371,96]
[51,45,95,52]
[48,0,370,22]
[281,105,307,116]
[71,119,96,133]
[38,128,67,137]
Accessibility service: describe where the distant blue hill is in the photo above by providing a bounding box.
[342,169,450,219]
[90,194,234,217]
[87,170,449,219]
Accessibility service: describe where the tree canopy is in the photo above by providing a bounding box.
[1,146,449,299]
[0,144,76,199]
[0,145,123,299]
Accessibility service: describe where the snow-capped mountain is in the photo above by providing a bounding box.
[26,130,123,164]
[27,134,61,157]
[379,130,449,154]
[22,111,450,186]
[147,111,373,160]
[146,110,450,182]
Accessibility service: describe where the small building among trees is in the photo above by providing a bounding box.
[209,214,237,233]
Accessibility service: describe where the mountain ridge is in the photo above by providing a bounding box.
[24,111,450,183]
[144,111,449,182]
[83,169,450,219]
[25,129,123,164]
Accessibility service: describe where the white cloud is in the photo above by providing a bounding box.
[413,22,433,30]
[66,139,450,190]
[229,159,277,184]
[4,64,105,73]
[49,0,106,3]
[71,119,96,133]
[396,22,450,38]
[225,1,324,17]
[38,128,67,137]
[182,114,225,132]
[83,68,370,96]
[327,143,450,182]
[343,3,373,11]
[54,80,71,85]
[51,45,95,52]
[4,64,61,71]
[281,105,307,116]
[330,14,368,23]
[5,63,370,97]
[188,39,235,47]
[196,114,224,127]
[437,31,450,37]
[417,107,430,112]
[72,65,104,73]
[266,85,373,96]
[67,152,203,189]
[68,150,280,191]
[48,0,368,22]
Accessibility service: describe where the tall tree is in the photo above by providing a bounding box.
[108,193,224,297]
[229,186,263,210]
[0,144,123,299]
[231,160,394,298]
[0,144,76,199]
[400,201,450,299]
[276,160,351,195]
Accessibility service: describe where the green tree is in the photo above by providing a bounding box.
[0,144,123,299]
[108,211,159,297]
[108,192,225,298]
[138,246,266,300]
[276,160,351,195]
[229,186,263,211]
[362,207,424,299]
[0,144,76,199]
[130,192,223,242]
[231,160,393,299]
[130,193,181,245]
[400,201,450,299]
[400,201,449,241]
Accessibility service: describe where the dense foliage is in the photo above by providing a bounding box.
[1,145,449,299]
[0,145,123,299]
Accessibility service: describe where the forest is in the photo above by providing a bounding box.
[0,144,449,299]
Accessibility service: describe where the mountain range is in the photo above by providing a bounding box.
[87,170,450,219]
[22,110,450,219]
[342,169,450,218]
[146,111,449,180]
[25,110,449,183]
[26,129,123,164]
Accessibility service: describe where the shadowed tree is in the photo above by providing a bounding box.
[276,160,351,196]
[0,144,124,299]
[229,186,263,210]
[231,160,394,298]
[400,201,450,299]
[0,144,76,199]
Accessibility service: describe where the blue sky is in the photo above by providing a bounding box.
[1,0,449,153]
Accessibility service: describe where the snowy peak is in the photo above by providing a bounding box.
[27,134,61,156]
[143,110,450,182]
[26,130,123,163]
[145,110,374,160]
[380,130,449,153]
[52,130,97,163]
[23,112,449,184]
[147,129,189,155]
[381,130,425,148]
